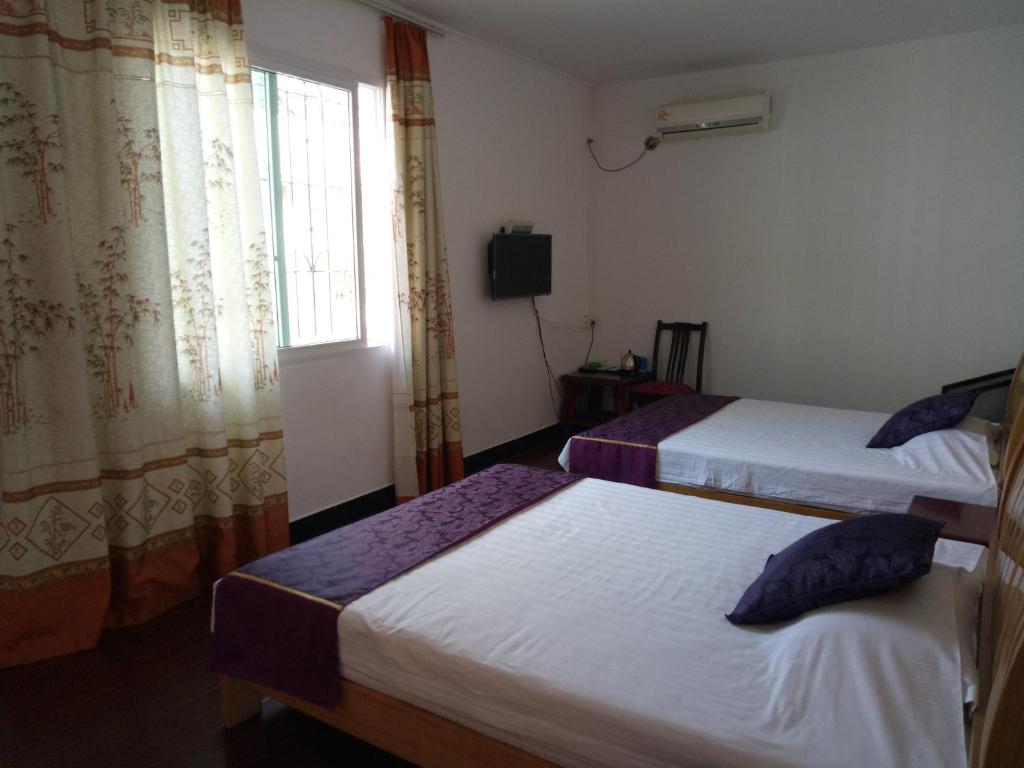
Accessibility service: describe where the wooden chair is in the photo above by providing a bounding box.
[631,320,707,406]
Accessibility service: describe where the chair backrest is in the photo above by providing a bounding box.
[651,321,708,393]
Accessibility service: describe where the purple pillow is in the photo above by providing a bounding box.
[866,391,979,449]
[726,513,943,625]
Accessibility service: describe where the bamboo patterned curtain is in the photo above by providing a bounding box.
[0,0,288,667]
[386,17,464,501]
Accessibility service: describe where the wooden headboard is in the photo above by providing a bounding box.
[971,350,1024,768]
[997,355,1024,487]
[942,367,1016,425]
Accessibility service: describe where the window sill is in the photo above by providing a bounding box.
[277,340,390,368]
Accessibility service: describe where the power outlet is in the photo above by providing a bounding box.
[580,314,596,329]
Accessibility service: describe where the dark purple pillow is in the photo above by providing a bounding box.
[726,513,943,625]
[866,390,979,449]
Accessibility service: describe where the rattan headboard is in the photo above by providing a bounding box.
[971,350,1024,768]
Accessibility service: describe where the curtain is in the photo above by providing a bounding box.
[0,0,288,667]
[385,17,464,501]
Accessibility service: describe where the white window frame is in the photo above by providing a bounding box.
[249,45,378,363]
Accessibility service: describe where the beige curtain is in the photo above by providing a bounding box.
[0,0,288,668]
[385,17,464,501]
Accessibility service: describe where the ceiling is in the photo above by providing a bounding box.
[392,0,1024,84]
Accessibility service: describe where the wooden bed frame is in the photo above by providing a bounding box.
[970,353,1024,768]
[220,354,1024,768]
[220,676,557,767]
[654,481,856,520]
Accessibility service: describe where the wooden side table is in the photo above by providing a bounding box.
[560,372,648,429]
[907,495,997,546]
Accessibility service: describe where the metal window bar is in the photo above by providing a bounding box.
[263,70,291,348]
[256,66,366,349]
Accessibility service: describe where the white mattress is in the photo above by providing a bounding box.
[557,399,997,513]
[338,478,982,768]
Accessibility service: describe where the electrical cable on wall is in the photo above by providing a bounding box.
[583,320,595,368]
[586,135,660,173]
[531,296,563,419]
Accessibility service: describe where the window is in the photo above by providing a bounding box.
[252,66,367,348]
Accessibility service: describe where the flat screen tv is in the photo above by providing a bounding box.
[488,233,551,300]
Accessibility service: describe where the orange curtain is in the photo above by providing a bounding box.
[386,17,465,501]
[0,0,288,667]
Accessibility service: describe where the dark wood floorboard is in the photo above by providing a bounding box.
[0,437,565,768]
[503,439,564,472]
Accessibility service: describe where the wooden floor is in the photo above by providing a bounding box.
[0,437,566,768]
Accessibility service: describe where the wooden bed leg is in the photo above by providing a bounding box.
[219,675,264,727]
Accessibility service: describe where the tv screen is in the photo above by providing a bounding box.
[488,234,551,300]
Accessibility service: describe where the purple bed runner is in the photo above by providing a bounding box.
[569,393,739,487]
[212,463,580,708]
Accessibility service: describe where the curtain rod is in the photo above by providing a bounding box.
[351,0,448,36]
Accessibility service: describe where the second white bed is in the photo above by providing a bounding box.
[558,398,997,513]
[338,478,983,768]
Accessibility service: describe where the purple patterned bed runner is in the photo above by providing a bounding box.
[212,464,580,708]
[569,393,739,487]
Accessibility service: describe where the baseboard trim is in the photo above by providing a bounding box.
[288,423,563,543]
[463,423,563,475]
[290,485,396,544]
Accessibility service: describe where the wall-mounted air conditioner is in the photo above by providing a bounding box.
[656,93,771,140]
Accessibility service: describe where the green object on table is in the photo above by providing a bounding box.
[584,361,602,370]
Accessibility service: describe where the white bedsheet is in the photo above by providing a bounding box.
[557,399,997,513]
[338,479,982,768]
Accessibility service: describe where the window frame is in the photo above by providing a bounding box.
[249,45,373,360]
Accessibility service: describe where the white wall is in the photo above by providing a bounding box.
[244,0,593,518]
[430,32,592,456]
[590,26,1024,412]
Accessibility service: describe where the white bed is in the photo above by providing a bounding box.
[339,478,983,768]
[558,398,997,514]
